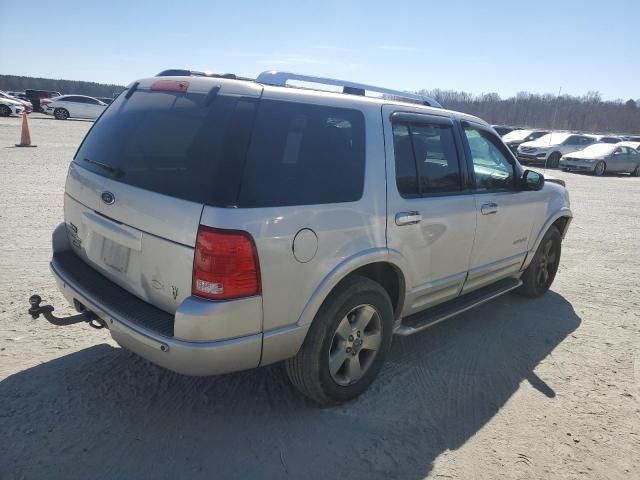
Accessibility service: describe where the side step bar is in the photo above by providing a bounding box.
[394,277,522,336]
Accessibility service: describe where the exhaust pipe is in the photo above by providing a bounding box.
[28,294,107,329]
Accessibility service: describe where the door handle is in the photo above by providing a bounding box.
[395,211,422,226]
[481,203,498,215]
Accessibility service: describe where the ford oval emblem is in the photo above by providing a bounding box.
[101,191,115,205]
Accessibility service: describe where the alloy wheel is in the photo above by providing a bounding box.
[55,109,69,120]
[536,239,557,286]
[328,304,382,386]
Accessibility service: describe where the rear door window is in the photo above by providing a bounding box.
[392,121,462,196]
[238,100,366,207]
[74,89,257,206]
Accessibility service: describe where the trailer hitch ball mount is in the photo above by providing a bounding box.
[28,294,107,329]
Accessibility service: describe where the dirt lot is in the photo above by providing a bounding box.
[0,114,638,480]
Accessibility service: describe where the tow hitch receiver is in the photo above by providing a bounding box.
[28,294,107,329]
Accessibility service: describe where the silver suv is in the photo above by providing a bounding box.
[30,70,572,405]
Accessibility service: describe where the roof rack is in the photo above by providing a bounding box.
[256,71,441,108]
[155,69,254,81]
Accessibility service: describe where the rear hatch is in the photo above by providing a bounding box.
[64,77,262,314]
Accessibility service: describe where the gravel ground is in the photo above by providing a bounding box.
[0,114,638,480]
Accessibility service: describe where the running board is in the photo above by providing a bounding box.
[394,277,522,336]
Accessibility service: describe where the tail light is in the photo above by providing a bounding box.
[192,226,260,300]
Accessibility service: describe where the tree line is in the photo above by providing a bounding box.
[418,89,640,134]
[0,75,126,99]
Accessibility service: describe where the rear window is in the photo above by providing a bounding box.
[75,92,365,208]
[238,100,365,207]
[74,89,257,206]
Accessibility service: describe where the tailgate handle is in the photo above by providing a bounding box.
[82,212,142,251]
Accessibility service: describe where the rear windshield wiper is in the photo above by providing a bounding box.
[83,158,125,178]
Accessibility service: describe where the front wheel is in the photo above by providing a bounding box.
[547,152,561,169]
[594,161,606,176]
[632,165,640,177]
[516,226,561,298]
[285,276,394,406]
[0,104,11,117]
[54,108,69,120]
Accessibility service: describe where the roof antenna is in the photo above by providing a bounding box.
[545,86,562,174]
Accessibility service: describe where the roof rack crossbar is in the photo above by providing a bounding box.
[256,71,441,108]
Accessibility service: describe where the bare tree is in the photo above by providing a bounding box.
[417,88,640,134]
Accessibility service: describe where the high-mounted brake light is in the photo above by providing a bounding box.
[150,80,189,92]
[192,226,260,300]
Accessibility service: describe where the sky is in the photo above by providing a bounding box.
[1,0,638,100]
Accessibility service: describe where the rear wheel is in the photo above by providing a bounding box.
[54,108,69,120]
[0,104,11,117]
[632,165,640,177]
[516,226,561,298]
[594,161,606,176]
[547,152,561,169]
[285,276,394,406]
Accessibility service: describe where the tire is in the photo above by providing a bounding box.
[593,161,606,176]
[285,275,394,406]
[547,152,561,169]
[54,108,69,120]
[632,165,640,177]
[516,226,561,298]
[0,104,11,117]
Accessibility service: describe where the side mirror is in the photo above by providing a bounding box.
[522,169,544,191]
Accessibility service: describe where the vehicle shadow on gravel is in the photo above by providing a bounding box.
[0,291,580,480]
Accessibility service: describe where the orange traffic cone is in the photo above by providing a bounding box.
[15,112,37,147]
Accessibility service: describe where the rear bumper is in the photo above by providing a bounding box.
[50,251,262,376]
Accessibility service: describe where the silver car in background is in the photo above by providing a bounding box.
[560,142,640,176]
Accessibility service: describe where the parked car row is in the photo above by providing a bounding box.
[494,125,640,175]
[0,88,118,117]
[0,90,30,116]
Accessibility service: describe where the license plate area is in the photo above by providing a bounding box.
[102,238,130,273]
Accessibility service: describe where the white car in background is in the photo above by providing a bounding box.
[0,96,26,117]
[517,132,595,168]
[0,91,33,113]
[45,95,107,120]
